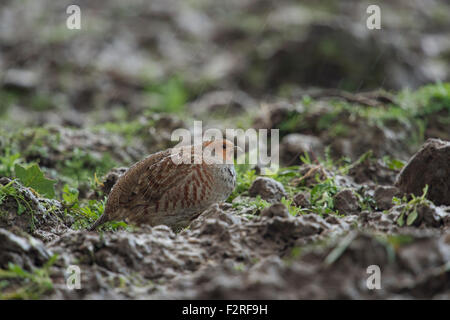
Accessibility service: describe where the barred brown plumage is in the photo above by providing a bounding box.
[89,139,237,231]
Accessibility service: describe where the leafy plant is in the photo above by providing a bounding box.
[59,148,117,186]
[317,146,335,170]
[280,197,303,216]
[340,150,374,175]
[14,163,56,199]
[62,184,127,231]
[250,195,271,211]
[300,152,312,165]
[0,254,57,299]
[393,185,429,227]
[278,112,305,135]
[0,148,23,177]
[398,82,450,116]
[382,156,405,170]
[308,177,339,216]
[231,195,270,217]
[227,164,257,202]
[0,180,35,229]
[354,190,377,211]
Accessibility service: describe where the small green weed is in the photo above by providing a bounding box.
[0,181,35,230]
[393,185,429,227]
[0,255,57,300]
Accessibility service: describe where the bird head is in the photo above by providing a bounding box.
[202,139,242,164]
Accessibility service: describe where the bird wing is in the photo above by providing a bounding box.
[105,148,206,217]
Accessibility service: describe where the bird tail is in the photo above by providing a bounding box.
[88,213,108,231]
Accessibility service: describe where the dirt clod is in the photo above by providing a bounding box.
[396,139,450,206]
[333,189,359,216]
[374,186,401,210]
[248,177,287,203]
[0,228,51,270]
[293,191,311,208]
[260,203,290,219]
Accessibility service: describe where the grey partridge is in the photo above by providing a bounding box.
[89,139,237,231]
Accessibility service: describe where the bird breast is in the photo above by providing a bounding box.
[214,164,236,197]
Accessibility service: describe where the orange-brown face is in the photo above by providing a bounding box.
[202,139,235,164]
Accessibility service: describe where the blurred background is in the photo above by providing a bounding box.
[1,0,450,118]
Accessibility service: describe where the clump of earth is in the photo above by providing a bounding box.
[1,137,449,299]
